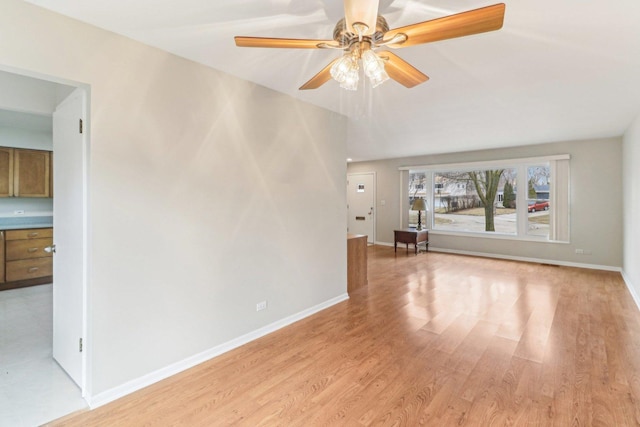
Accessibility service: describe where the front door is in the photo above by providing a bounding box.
[52,88,86,389]
[347,172,375,244]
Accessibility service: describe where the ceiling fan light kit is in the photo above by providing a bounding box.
[361,48,390,88]
[234,1,505,91]
[330,41,390,90]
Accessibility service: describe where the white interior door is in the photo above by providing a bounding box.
[52,88,86,388]
[347,172,375,244]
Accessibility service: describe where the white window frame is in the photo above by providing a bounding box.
[400,154,570,243]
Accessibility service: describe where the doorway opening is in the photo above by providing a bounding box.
[0,67,90,425]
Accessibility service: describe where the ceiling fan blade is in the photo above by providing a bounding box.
[383,3,505,48]
[299,59,340,90]
[344,0,379,35]
[235,36,337,49]
[378,51,429,88]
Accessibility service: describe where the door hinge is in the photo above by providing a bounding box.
[79,338,83,352]
[79,118,83,134]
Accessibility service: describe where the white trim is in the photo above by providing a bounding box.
[398,154,571,171]
[399,171,404,229]
[0,65,92,400]
[428,229,570,244]
[429,246,621,272]
[621,270,640,312]
[86,293,349,409]
[372,242,617,271]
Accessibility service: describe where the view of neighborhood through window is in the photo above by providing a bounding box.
[409,163,552,238]
[527,165,551,237]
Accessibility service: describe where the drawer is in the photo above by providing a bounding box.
[6,257,52,281]
[6,238,53,261]
[5,228,53,240]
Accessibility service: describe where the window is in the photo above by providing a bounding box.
[403,155,570,242]
[430,168,517,234]
[527,165,550,237]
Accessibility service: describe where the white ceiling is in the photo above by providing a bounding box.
[23,0,640,161]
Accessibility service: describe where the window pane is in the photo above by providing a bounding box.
[527,165,550,237]
[408,172,426,228]
[431,169,517,234]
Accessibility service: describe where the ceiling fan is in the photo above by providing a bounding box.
[235,1,505,91]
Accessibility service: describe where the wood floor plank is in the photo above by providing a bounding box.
[48,247,640,426]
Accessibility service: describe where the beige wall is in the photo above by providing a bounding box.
[623,114,640,300]
[348,137,623,268]
[0,0,348,398]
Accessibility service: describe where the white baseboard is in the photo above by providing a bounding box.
[374,240,621,272]
[621,270,640,311]
[87,293,349,409]
[428,246,621,272]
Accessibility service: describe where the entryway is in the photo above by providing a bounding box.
[347,172,376,244]
[0,67,89,425]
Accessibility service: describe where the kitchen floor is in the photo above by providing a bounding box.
[0,284,87,427]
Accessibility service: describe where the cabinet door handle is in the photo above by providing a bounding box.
[28,267,39,273]
[27,247,39,253]
[27,232,39,238]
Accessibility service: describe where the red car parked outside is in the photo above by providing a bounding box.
[528,200,549,212]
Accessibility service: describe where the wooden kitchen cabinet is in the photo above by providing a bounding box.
[2,228,53,286]
[0,147,13,198]
[14,149,51,197]
[49,151,54,198]
[0,147,51,198]
[0,231,5,283]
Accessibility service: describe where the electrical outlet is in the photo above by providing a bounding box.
[575,249,584,254]
[256,301,267,312]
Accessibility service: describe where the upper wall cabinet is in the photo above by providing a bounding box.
[0,147,14,198]
[0,147,51,198]
[14,149,50,197]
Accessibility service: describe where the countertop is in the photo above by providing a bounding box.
[0,216,53,230]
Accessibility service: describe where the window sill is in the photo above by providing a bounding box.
[428,229,570,244]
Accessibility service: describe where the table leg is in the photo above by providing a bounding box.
[394,242,397,252]
[414,244,418,255]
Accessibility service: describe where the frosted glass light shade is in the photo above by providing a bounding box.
[331,53,359,90]
[330,55,353,83]
[361,50,389,88]
[341,67,359,90]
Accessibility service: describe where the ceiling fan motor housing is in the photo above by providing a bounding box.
[333,16,390,48]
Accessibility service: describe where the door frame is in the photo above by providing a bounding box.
[347,172,376,245]
[0,64,91,398]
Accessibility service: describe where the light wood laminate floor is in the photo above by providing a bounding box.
[50,247,640,426]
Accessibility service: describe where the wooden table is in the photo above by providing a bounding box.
[394,229,429,254]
